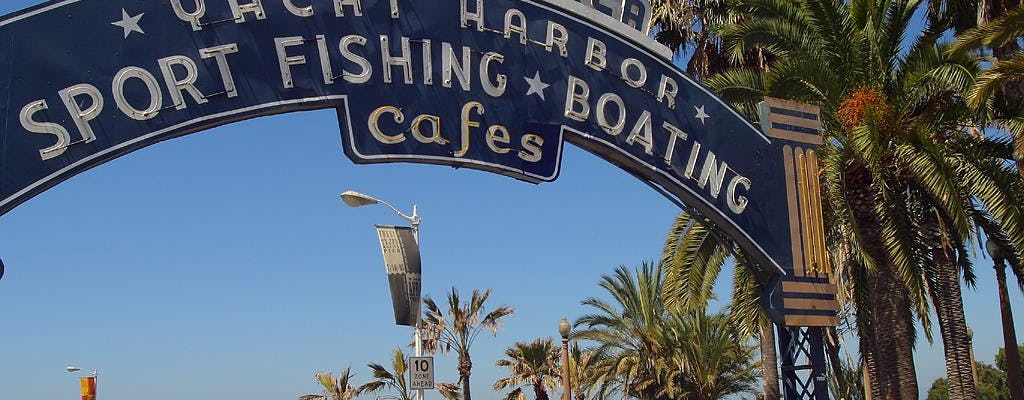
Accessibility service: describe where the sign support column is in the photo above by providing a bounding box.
[411,209,424,400]
[758,98,837,400]
[345,191,426,399]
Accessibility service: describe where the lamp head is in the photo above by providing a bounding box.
[558,317,571,339]
[340,191,380,208]
[986,238,1006,260]
[66,365,81,373]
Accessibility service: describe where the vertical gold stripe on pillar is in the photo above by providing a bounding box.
[807,150,829,278]
[801,150,818,275]
[802,150,815,275]
[805,150,821,276]
[782,145,805,276]
[796,148,814,278]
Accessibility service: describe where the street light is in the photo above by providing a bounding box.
[340,191,420,240]
[986,238,1023,400]
[559,317,572,400]
[65,364,97,376]
[341,190,423,400]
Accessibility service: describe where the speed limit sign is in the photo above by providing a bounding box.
[409,356,434,390]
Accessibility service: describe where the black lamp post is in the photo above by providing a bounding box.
[559,317,572,400]
[986,239,1023,400]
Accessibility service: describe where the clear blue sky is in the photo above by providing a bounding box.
[0,2,1021,400]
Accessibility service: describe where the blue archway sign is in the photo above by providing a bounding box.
[1,2,839,397]
[1,0,811,279]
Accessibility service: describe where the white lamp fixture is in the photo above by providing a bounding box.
[340,190,381,208]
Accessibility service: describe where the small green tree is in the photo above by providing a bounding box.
[925,378,949,400]
[995,345,1024,378]
[926,344,1024,400]
[977,362,1010,400]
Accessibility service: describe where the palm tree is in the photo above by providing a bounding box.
[706,0,1024,398]
[649,0,777,79]
[954,4,1024,320]
[358,348,459,400]
[421,288,515,400]
[658,312,760,400]
[565,343,605,400]
[575,263,760,400]
[649,0,732,78]
[299,367,361,400]
[575,263,667,400]
[660,212,780,400]
[660,212,730,314]
[493,339,561,400]
[954,4,1024,182]
[927,0,1024,207]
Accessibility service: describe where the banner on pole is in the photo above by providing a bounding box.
[375,225,422,327]
[80,376,96,400]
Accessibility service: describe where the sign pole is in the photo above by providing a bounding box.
[415,325,423,400]
[348,191,427,397]
[411,208,424,400]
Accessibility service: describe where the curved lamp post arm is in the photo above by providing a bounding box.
[381,201,419,227]
[340,191,420,226]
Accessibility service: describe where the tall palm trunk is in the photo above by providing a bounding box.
[932,249,979,399]
[923,213,979,400]
[459,353,473,400]
[532,380,549,400]
[860,265,919,400]
[846,166,919,400]
[760,320,780,400]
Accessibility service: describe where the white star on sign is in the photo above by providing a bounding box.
[524,72,550,101]
[112,9,145,39]
[695,105,711,125]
